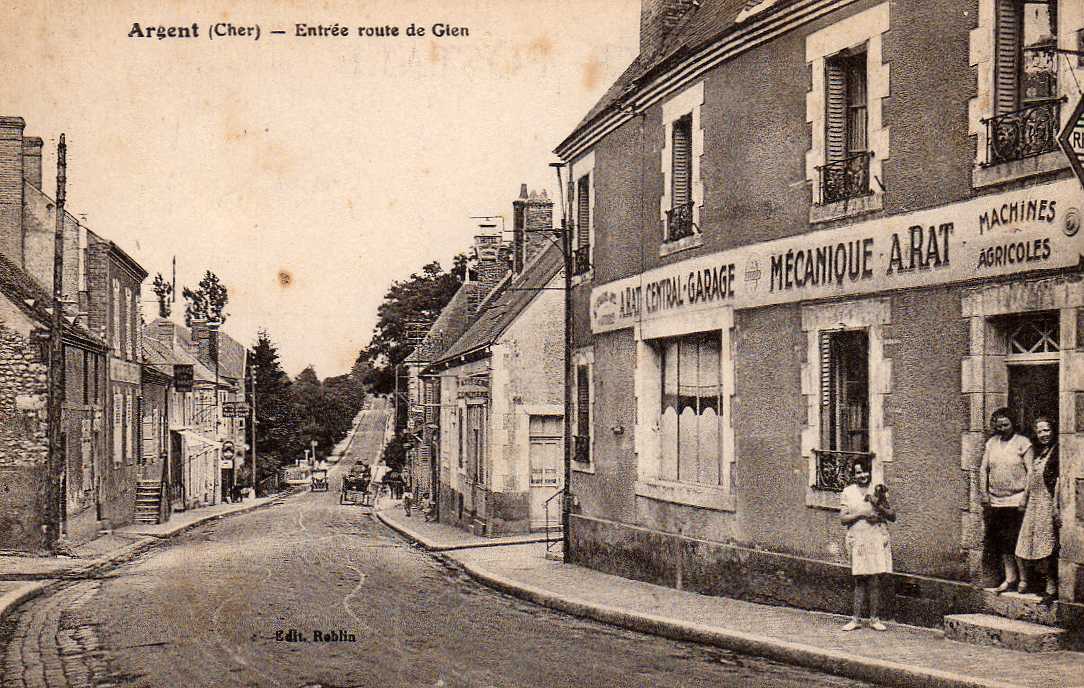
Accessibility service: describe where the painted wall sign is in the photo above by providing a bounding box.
[592,178,1084,333]
[110,359,142,385]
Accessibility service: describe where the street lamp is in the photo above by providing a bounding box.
[550,161,573,561]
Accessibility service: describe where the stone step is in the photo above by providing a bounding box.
[944,613,1064,652]
[981,589,1059,625]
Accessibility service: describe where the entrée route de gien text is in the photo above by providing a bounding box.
[127,22,470,41]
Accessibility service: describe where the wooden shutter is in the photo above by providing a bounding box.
[576,175,590,251]
[819,331,836,450]
[671,115,692,207]
[825,58,848,162]
[576,365,590,438]
[995,0,1021,115]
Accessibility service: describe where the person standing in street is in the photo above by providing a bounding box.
[1016,417,1059,602]
[979,408,1032,594]
[840,457,895,631]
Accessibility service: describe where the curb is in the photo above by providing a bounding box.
[373,512,552,552]
[377,512,1025,688]
[0,580,51,622]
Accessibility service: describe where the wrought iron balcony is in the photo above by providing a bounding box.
[572,246,591,276]
[665,201,697,242]
[816,152,872,205]
[812,449,875,492]
[573,434,590,463]
[984,99,1062,166]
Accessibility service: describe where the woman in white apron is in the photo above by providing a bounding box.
[840,459,895,631]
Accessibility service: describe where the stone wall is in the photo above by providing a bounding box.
[0,318,49,552]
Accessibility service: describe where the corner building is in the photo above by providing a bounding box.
[558,0,1084,630]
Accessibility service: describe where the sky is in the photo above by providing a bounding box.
[3,0,640,377]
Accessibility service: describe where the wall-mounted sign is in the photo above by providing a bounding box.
[591,178,1084,333]
[1059,95,1084,190]
[222,401,250,418]
[174,365,194,392]
[458,378,489,399]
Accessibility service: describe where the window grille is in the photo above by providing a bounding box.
[1005,311,1060,360]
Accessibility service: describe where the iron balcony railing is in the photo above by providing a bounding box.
[573,434,590,463]
[984,98,1062,166]
[665,201,697,242]
[816,152,872,205]
[572,246,591,276]
[812,448,875,492]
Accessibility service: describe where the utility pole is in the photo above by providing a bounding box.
[250,360,257,498]
[550,161,573,561]
[46,134,67,552]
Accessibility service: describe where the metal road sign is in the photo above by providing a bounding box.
[222,441,235,459]
[222,401,250,418]
[1058,94,1084,189]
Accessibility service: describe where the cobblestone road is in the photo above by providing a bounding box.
[1,405,873,688]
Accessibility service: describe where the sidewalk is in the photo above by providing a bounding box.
[376,506,1084,688]
[0,494,283,619]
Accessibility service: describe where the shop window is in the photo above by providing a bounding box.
[658,333,722,486]
[815,329,870,491]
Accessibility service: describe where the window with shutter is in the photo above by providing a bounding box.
[820,49,870,204]
[671,115,692,208]
[995,0,1022,115]
[576,175,590,250]
[987,0,1060,165]
[575,365,590,463]
[814,330,871,491]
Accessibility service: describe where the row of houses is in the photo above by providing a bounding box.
[404,0,1084,636]
[0,115,251,554]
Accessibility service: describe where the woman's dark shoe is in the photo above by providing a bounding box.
[1017,581,1030,595]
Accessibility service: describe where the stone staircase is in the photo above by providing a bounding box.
[944,589,1065,652]
[134,480,163,525]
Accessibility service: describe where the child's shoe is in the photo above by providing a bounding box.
[841,619,861,632]
[869,619,887,631]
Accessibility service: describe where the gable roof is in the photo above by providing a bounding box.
[430,243,563,368]
[142,332,220,384]
[403,280,493,366]
[558,0,797,157]
[0,250,105,349]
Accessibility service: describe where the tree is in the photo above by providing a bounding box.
[355,257,467,394]
[251,330,297,483]
[152,273,172,318]
[183,270,229,326]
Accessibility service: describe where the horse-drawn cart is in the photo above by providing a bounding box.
[340,474,372,506]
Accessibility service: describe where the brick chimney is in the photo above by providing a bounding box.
[191,320,219,368]
[148,319,177,351]
[640,0,697,60]
[22,137,42,190]
[523,189,553,268]
[0,117,26,269]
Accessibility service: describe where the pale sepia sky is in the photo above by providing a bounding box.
[3,0,640,376]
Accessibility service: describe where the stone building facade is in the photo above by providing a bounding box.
[557,0,1084,632]
[429,189,565,536]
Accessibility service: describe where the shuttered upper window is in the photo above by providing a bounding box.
[576,175,590,249]
[671,115,693,209]
[825,49,868,162]
[995,0,1058,115]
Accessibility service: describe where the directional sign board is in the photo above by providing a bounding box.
[222,401,250,418]
[173,364,194,392]
[1058,95,1084,189]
